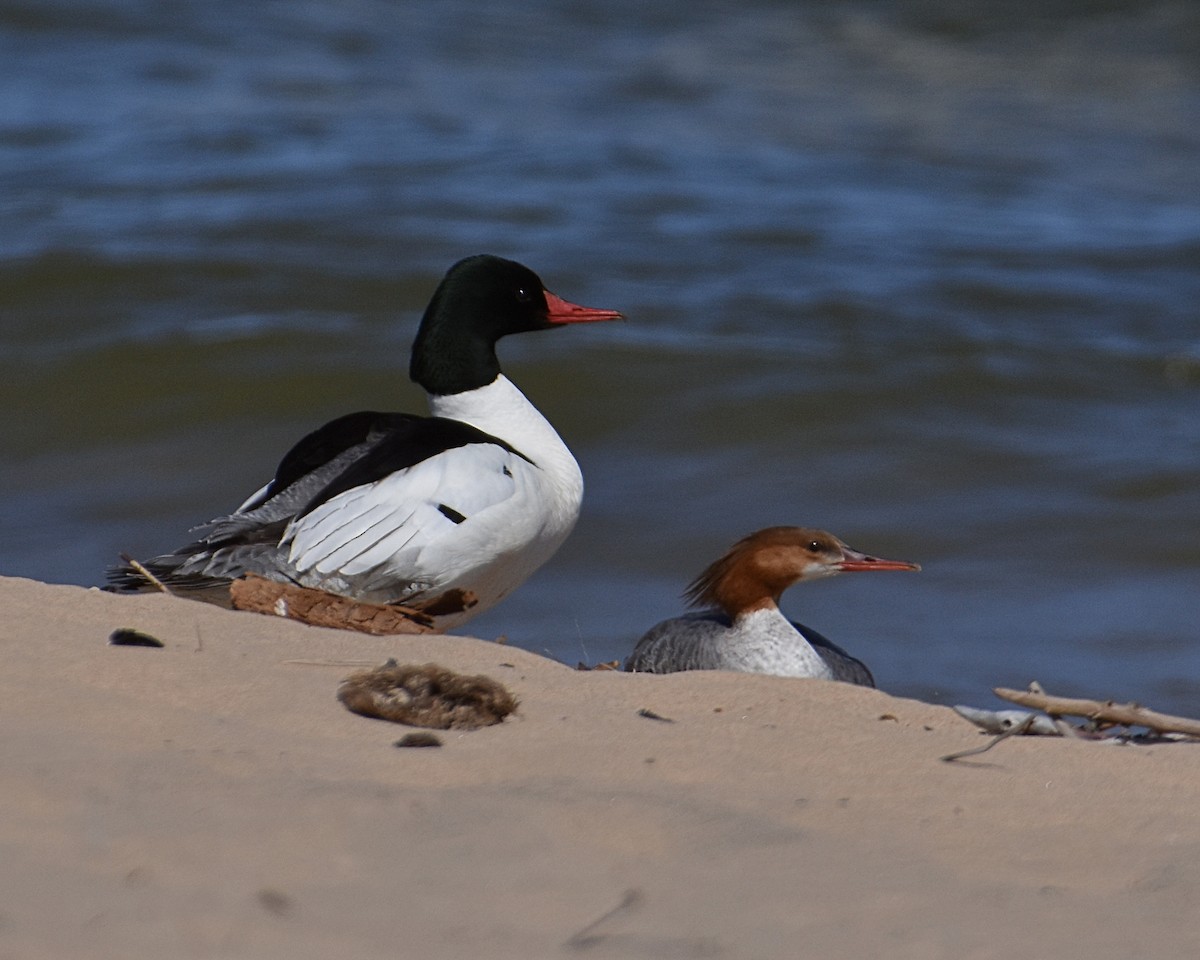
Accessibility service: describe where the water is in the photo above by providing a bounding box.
[3,0,1198,712]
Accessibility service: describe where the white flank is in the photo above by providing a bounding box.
[277,375,584,623]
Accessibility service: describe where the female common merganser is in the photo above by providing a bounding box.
[107,255,622,628]
[625,526,919,685]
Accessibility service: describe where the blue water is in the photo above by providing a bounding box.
[2,0,1198,711]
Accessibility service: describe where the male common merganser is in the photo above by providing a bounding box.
[625,526,919,685]
[107,254,622,628]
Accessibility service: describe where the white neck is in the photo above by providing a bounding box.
[427,375,573,469]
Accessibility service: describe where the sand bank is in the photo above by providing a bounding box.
[1,576,1197,958]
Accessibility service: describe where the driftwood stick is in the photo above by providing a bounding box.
[119,554,172,595]
[994,687,1200,738]
[230,574,439,635]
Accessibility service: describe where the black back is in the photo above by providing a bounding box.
[260,410,530,521]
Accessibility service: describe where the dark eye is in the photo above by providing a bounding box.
[515,287,534,303]
[808,540,824,553]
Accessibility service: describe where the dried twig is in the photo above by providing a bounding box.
[119,554,171,595]
[993,687,1200,738]
[941,713,1039,762]
[564,889,645,950]
[577,659,622,671]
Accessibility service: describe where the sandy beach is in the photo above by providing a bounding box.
[1,573,1197,959]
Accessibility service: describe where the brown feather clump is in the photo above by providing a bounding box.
[231,574,442,634]
[337,660,518,730]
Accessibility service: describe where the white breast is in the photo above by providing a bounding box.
[722,608,835,679]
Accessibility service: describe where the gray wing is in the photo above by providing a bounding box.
[625,612,733,673]
[792,621,875,687]
[105,440,381,595]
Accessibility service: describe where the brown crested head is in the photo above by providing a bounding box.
[683,526,920,619]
